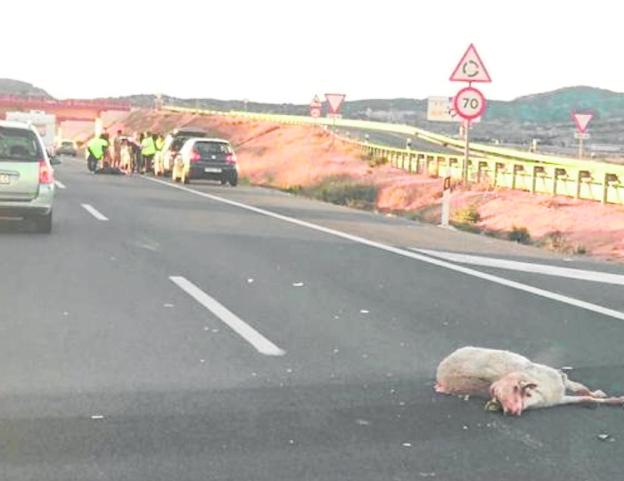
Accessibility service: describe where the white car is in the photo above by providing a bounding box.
[171,138,238,186]
[0,120,58,232]
[162,128,208,174]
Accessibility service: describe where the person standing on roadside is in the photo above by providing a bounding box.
[134,133,144,173]
[141,131,156,174]
[86,133,109,172]
[112,129,123,168]
[152,132,165,175]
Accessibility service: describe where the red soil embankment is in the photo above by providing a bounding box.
[90,110,624,261]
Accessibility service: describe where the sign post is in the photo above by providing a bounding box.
[325,93,346,146]
[450,44,491,184]
[572,112,593,159]
[453,86,487,183]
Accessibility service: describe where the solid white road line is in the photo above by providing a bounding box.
[81,203,109,221]
[415,249,624,286]
[146,177,624,321]
[54,180,66,189]
[169,276,285,356]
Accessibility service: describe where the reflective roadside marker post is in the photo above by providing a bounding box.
[572,112,593,160]
[449,44,491,184]
[441,176,452,227]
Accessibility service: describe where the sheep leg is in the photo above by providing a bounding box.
[558,395,624,407]
[564,378,607,398]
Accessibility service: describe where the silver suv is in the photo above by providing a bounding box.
[0,121,57,233]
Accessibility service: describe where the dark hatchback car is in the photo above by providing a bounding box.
[172,138,238,186]
[56,140,77,157]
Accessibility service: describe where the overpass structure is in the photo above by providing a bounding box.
[0,96,131,121]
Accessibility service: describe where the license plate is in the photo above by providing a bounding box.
[204,168,222,173]
[0,174,10,184]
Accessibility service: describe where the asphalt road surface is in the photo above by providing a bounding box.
[1,155,624,481]
[336,127,460,155]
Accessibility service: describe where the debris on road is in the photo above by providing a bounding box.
[597,433,614,442]
[402,442,412,447]
[561,366,574,372]
[356,419,371,426]
[200,359,205,363]
[462,425,469,430]
[292,282,304,287]
[211,328,219,333]
[90,415,104,420]
[418,472,436,478]
[163,303,174,308]
[286,368,293,374]
[63,311,69,316]
[332,348,340,354]
[360,309,370,314]
[247,278,254,284]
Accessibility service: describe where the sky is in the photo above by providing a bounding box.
[4,0,623,103]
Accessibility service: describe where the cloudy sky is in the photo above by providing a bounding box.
[4,0,622,102]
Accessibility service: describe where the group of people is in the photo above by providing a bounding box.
[86,130,165,174]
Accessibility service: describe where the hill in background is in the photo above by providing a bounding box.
[3,78,623,148]
[0,79,52,98]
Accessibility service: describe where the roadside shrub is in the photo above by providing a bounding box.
[542,230,566,251]
[508,226,531,244]
[305,177,378,210]
[368,156,388,168]
[453,204,481,224]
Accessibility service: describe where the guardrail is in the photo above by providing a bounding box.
[163,105,624,205]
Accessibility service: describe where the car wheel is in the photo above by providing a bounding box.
[34,212,52,234]
[228,172,238,187]
[220,176,227,185]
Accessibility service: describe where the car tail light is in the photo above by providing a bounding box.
[190,150,201,163]
[225,153,237,164]
[39,159,54,184]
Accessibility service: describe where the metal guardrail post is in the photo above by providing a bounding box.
[602,173,609,204]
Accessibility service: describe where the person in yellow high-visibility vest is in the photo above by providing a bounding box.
[140,131,156,174]
[86,134,109,173]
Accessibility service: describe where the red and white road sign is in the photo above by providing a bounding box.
[572,112,593,133]
[453,86,487,120]
[325,93,346,114]
[450,44,491,83]
[310,95,322,118]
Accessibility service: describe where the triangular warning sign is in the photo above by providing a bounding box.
[325,93,346,114]
[450,44,491,83]
[572,112,593,133]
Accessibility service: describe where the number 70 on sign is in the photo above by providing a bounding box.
[453,86,487,121]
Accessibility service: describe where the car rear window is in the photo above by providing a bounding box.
[196,142,232,155]
[0,127,43,162]
[171,137,189,151]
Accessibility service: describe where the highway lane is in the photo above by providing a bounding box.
[335,127,460,155]
[0,156,623,480]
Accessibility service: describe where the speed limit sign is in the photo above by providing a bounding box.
[453,86,486,120]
